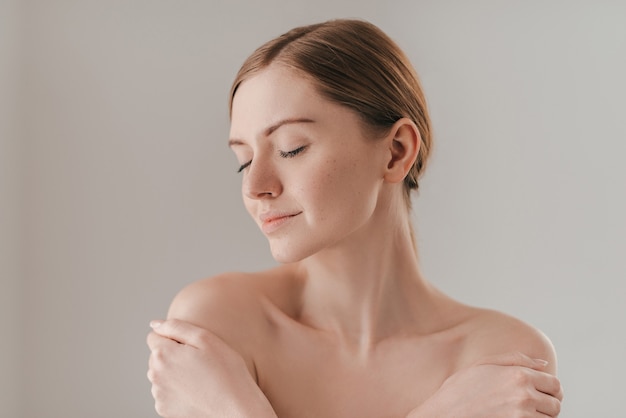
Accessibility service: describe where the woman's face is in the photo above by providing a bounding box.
[229,64,389,263]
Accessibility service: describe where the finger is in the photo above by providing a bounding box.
[150,318,213,348]
[476,351,549,371]
[532,371,563,400]
[535,390,562,417]
[147,330,181,351]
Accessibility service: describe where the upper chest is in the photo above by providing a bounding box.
[253,320,466,418]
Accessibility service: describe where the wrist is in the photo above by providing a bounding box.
[406,408,425,418]
[405,398,440,418]
[233,386,277,418]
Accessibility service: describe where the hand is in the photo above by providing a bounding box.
[408,352,563,418]
[146,319,277,418]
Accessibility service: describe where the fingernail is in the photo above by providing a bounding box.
[534,358,549,366]
[150,320,163,329]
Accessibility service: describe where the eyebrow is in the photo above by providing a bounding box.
[228,117,315,147]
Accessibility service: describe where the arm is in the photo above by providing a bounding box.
[147,275,277,418]
[405,352,563,418]
[147,319,277,418]
[406,313,563,418]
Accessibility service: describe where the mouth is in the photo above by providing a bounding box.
[259,211,302,234]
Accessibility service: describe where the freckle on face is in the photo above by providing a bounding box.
[231,64,385,262]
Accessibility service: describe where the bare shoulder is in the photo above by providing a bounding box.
[166,268,287,363]
[166,264,299,350]
[167,271,265,323]
[457,307,558,374]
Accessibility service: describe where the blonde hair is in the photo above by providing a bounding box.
[230,19,432,207]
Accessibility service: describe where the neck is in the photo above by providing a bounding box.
[294,200,436,356]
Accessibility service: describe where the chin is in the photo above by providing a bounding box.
[270,245,307,264]
[268,238,322,264]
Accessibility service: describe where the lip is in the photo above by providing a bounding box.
[259,211,302,234]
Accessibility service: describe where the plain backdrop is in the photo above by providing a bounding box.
[1,0,625,417]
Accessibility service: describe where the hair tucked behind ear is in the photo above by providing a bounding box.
[230,19,432,208]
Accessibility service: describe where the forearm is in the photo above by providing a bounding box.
[404,402,438,418]
[233,383,278,418]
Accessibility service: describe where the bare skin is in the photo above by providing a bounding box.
[163,267,558,418]
[147,64,562,417]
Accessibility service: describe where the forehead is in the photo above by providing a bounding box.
[230,65,337,137]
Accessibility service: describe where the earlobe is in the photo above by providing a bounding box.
[384,118,420,184]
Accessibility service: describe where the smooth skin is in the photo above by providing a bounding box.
[147,64,563,417]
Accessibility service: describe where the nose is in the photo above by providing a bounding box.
[243,158,282,200]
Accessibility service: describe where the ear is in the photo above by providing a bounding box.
[383,118,421,184]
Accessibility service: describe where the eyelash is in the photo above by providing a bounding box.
[237,161,252,173]
[279,145,307,158]
[237,146,307,173]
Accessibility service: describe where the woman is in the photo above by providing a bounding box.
[147,19,563,417]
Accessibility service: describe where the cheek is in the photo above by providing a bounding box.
[301,157,341,209]
[304,156,375,219]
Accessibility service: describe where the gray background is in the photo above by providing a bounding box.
[1,0,624,417]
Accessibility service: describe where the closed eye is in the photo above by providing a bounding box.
[237,160,252,173]
[279,146,307,158]
[237,145,306,173]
